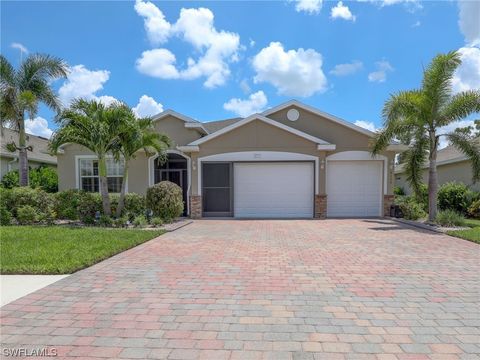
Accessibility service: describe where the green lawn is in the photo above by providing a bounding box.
[0,226,165,274]
[447,218,480,244]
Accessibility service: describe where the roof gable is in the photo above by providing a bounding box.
[153,110,208,135]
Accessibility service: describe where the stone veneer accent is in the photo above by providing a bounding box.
[189,195,202,219]
[384,195,395,217]
[314,195,327,219]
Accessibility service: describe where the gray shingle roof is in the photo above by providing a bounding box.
[203,118,243,133]
[1,127,57,164]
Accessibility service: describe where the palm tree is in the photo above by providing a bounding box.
[0,54,68,186]
[372,51,480,221]
[50,99,126,215]
[113,105,171,217]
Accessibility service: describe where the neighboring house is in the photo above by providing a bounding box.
[58,100,404,218]
[0,127,57,180]
[395,144,479,194]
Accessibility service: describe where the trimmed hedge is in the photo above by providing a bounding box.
[1,166,58,192]
[146,181,183,220]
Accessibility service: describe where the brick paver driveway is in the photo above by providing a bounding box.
[1,220,479,360]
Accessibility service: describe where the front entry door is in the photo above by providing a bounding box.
[160,170,183,188]
[202,163,232,217]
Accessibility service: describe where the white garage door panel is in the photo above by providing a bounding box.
[234,163,314,218]
[327,161,382,217]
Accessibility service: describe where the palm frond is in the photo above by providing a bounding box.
[446,130,480,182]
[438,90,480,126]
[403,135,429,200]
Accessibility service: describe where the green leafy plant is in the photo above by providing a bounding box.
[113,215,129,228]
[0,205,12,225]
[78,192,102,224]
[98,214,113,227]
[133,214,148,227]
[468,199,480,219]
[54,189,84,220]
[151,217,163,227]
[16,205,38,225]
[0,170,19,189]
[436,209,466,227]
[146,181,183,220]
[29,166,58,192]
[396,196,427,220]
[393,186,405,196]
[438,182,473,215]
[7,187,55,219]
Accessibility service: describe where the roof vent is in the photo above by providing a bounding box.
[287,108,300,121]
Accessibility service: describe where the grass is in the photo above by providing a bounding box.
[0,226,165,274]
[447,218,480,244]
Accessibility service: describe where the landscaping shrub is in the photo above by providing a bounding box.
[124,193,146,217]
[146,181,183,220]
[17,205,38,225]
[78,192,102,224]
[8,187,55,220]
[468,199,480,219]
[436,209,466,227]
[55,189,84,220]
[396,196,426,220]
[0,205,12,225]
[393,186,405,196]
[151,217,163,227]
[98,215,113,227]
[415,183,429,212]
[113,215,129,228]
[438,182,472,215]
[133,214,148,227]
[0,167,58,192]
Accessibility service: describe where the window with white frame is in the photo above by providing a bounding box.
[79,158,124,193]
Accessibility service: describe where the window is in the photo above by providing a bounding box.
[79,158,124,193]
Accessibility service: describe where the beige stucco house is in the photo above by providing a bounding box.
[0,127,57,180]
[58,100,404,218]
[395,144,478,194]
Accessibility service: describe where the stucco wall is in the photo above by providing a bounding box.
[154,115,202,148]
[395,160,479,194]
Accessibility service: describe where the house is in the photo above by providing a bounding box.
[395,144,479,194]
[0,127,57,180]
[58,100,404,218]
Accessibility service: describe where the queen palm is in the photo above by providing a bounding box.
[372,51,480,221]
[114,105,171,217]
[0,54,68,186]
[50,99,126,215]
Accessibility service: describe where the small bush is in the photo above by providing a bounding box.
[396,196,426,220]
[7,187,55,222]
[146,181,183,220]
[151,217,163,227]
[55,189,84,220]
[133,214,148,227]
[393,186,405,196]
[124,193,146,217]
[436,209,465,227]
[0,205,12,225]
[113,215,129,228]
[0,167,58,192]
[78,192,102,224]
[438,182,472,215]
[98,215,113,227]
[467,199,480,219]
[0,170,19,189]
[17,205,38,225]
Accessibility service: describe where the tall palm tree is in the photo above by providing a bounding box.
[0,54,68,186]
[50,99,126,215]
[113,105,171,217]
[372,51,480,221]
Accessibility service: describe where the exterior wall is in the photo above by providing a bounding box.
[0,157,13,179]
[190,119,321,195]
[154,115,202,148]
[395,160,479,194]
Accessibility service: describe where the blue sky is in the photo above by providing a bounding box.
[1,0,479,140]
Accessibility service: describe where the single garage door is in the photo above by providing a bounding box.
[327,161,383,217]
[234,162,314,218]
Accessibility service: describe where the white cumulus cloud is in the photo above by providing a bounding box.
[331,1,356,21]
[223,91,268,117]
[354,120,378,132]
[295,0,322,14]
[25,117,53,138]
[58,65,111,106]
[11,42,28,54]
[368,60,394,82]
[330,60,363,76]
[452,46,480,93]
[438,119,476,149]
[458,0,480,46]
[252,42,327,97]
[133,95,164,118]
[135,1,240,88]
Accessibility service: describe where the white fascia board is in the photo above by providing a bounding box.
[317,144,336,151]
[176,145,199,153]
[152,109,209,134]
[188,114,332,146]
[184,122,209,134]
[261,100,376,138]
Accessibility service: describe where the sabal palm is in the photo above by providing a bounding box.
[114,106,171,217]
[372,51,480,221]
[0,54,68,185]
[50,99,126,215]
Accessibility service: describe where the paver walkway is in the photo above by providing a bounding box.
[1,219,479,359]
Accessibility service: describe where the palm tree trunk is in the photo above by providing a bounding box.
[428,136,438,222]
[98,156,111,216]
[18,115,29,187]
[115,162,128,218]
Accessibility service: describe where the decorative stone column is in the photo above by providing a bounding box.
[314,195,327,219]
[383,195,395,217]
[189,195,202,219]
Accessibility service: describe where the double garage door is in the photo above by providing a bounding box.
[202,160,383,218]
